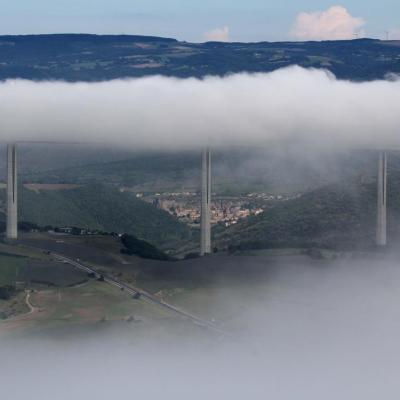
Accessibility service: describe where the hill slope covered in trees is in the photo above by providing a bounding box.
[0,35,399,81]
[0,184,192,251]
[216,175,400,252]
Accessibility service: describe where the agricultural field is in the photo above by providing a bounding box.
[0,249,89,322]
[0,280,186,339]
[0,254,29,320]
[0,236,209,338]
[0,253,27,286]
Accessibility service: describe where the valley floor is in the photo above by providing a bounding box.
[1,232,395,339]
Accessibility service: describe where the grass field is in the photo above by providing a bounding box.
[0,279,198,339]
[40,281,169,324]
[0,255,30,320]
[0,246,88,323]
[0,251,88,288]
[0,254,27,286]
[0,237,201,336]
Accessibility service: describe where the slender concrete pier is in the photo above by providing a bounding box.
[6,143,18,239]
[376,151,387,246]
[200,147,211,256]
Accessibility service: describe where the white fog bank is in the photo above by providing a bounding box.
[1,67,400,149]
[2,254,400,399]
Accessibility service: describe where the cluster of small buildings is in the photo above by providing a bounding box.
[130,190,301,229]
[145,193,264,227]
[210,204,264,227]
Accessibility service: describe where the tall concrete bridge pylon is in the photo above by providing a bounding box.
[6,143,18,240]
[376,150,387,246]
[200,147,211,256]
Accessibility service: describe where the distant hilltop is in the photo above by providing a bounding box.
[0,34,399,81]
[0,33,178,44]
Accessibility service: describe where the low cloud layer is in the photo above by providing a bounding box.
[204,26,230,42]
[3,254,400,399]
[291,6,365,40]
[1,66,400,150]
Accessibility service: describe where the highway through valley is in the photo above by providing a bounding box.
[17,242,227,336]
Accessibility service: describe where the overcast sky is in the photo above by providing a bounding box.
[0,1,399,42]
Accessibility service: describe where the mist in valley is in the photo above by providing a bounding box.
[2,253,400,399]
[0,143,389,196]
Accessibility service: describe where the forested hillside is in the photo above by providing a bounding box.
[216,174,400,251]
[0,35,399,81]
[0,184,192,251]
